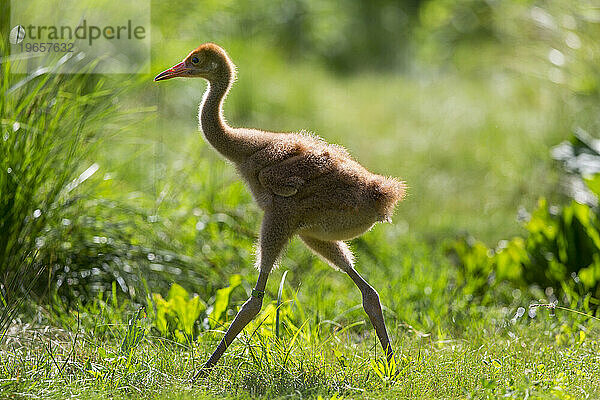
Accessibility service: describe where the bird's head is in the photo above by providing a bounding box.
[154,43,235,82]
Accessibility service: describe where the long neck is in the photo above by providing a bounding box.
[199,72,242,161]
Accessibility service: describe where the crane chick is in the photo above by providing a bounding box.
[155,43,406,378]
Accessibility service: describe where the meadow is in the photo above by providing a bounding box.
[2,0,600,398]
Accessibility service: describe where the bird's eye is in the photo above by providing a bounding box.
[192,56,199,64]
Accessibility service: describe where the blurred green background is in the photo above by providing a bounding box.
[146,0,598,242]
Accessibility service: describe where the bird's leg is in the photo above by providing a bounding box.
[194,270,268,378]
[345,267,394,362]
[193,215,291,380]
[300,236,394,362]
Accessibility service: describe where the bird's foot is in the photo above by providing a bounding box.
[190,362,214,383]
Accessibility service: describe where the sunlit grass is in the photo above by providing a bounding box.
[0,50,124,318]
[1,258,599,399]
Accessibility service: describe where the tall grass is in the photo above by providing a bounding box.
[0,49,121,324]
[0,44,259,315]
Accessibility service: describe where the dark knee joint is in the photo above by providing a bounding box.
[241,295,263,319]
[362,285,382,316]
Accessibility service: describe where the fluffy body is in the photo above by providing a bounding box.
[192,44,405,243]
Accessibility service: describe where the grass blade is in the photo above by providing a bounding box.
[275,270,288,339]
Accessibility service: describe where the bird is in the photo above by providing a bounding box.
[154,43,406,377]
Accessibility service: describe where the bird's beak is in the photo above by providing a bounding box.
[154,61,190,81]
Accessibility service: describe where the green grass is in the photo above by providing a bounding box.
[2,240,599,399]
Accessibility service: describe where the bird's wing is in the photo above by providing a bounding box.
[258,151,332,197]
